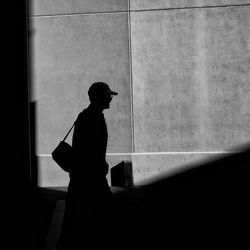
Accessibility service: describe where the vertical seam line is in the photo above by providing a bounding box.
[128,0,135,153]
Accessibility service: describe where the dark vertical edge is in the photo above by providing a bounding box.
[11,1,36,249]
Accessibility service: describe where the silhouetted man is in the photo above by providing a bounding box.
[57,82,118,250]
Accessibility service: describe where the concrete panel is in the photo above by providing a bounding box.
[32,13,131,155]
[38,156,70,187]
[131,6,250,152]
[31,0,128,16]
[131,0,250,10]
[204,7,250,150]
[38,154,131,187]
[132,152,232,185]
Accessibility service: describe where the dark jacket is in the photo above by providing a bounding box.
[71,104,109,179]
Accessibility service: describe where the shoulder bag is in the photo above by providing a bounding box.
[51,121,75,173]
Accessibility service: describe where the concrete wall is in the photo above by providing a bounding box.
[30,0,250,187]
[131,2,250,184]
[31,0,132,186]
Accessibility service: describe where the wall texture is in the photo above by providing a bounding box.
[131,0,250,10]
[131,2,250,184]
[31,0,132,186]
[31,0,250,186]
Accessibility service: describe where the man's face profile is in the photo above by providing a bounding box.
[101,92,113,109]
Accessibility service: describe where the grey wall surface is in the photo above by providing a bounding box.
[31,0,132,186]
[131,0,250,10]
[32,0,128,15]
[131,3,250,184]
[31,0,250,186]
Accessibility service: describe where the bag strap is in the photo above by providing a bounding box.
[62,121,76,142]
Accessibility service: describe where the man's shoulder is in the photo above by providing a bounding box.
[76,109,88,122]
[75,107,96,124]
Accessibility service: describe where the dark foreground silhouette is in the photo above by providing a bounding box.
[112,144,250,248]
[54,143,249,249]
[31,144,250,249]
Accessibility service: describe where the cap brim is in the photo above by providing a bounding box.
[108,90,118,95]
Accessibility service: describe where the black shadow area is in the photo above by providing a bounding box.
[110,145,250,248]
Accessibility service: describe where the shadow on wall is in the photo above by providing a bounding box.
[111,143,250,248]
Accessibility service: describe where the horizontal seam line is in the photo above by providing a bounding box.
[29,3,250,18]
[38,151,235,157]
[130,3,250,13]
[29,10,129,18]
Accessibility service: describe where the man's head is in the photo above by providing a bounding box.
[88,82,118,109]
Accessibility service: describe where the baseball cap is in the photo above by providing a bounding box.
[88,82,118,97]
